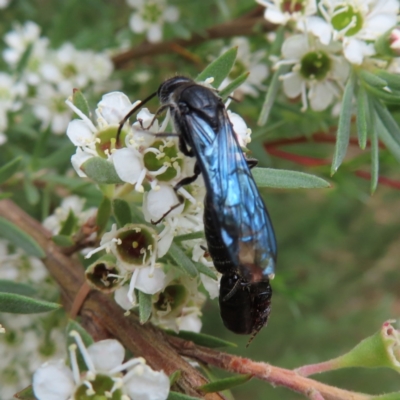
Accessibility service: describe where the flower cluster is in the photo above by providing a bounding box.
[257,0,400,111]
[64,88,258,332]
[220,37,269,98]
[1,21,114,139]
[0,239,65,400]
[33,330,170,400]
[126,0,179,43]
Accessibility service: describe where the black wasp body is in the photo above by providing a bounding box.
[157,76,277,338]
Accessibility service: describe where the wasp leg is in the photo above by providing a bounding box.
[151,163,201,224]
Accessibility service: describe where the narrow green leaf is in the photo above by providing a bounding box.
[15,43,33,75]
[174,231,205,242]
[23,178,40,205]
[270,26,285,55]
[138,290,152,324]
[194,261,217,280]
[96,196,111,234]
[370,111,379,194]
[364,84,400,104]
[73,89,91,118]
[169,370,182,385]
[31,127,51,170]
[196,47,237,88]
[376,70,400,91]
[219,72,249,99]
[0,157,22,184]
[331,72,355,174]
[0,293,60,313]
[41,174,92,191]
[359,70,388,88]
[356,85,369,150]
[165,329,237,348]
[81,158,123,184]
[52,234,75,247]
[373,99,400,145]
[0,217,45,258]
[258,64,290,126]
[131,203,147,225]
[167,392,200,400]
[113,199,132,227]
[14,385,37,400]
[252,168,330,189]
[0,280,36,296]
[59,209,77,236]
[168,243,198,277]
[198,374,252,393]
[375,114,400,163]
[66,320,94,373]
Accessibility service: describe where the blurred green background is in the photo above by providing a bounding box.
[2,0,400,398]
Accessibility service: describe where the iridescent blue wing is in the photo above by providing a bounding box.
[186,108,277,278]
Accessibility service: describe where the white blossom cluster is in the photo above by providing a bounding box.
[257,0,400,111]
[126,0,179,43]
[64,89,251,333]
[0,239,66,400]
[220,37,270,98]
[33,331,170,400]
[1,21,114,141]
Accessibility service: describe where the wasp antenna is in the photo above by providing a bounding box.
[116,91,157,146]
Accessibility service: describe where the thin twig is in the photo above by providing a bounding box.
[112,12,275,69]
[166,336,372,400]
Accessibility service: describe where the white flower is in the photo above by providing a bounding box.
[256,0,317,24]
[3,21,49,85]
[319,0,399,64]
[65,91,133,175]
[32,332,170,400]
[219,37,269,97]
[43,195,97,235]
[127,0,179,43]
[278,34,350,111]
[0,72,27,139]
[85,224,166,305]
[40,43,113,90]
[0,0,11,8]
[33,83,73,134]
[227,110,252,147]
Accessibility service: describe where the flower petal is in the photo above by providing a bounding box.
[124,364,170,400]
[33,361,75,400]
[135,266,166,295]
[113,147,144,184]
[87,339,125,372]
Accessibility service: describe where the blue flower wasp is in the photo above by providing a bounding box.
[117,76,277,340]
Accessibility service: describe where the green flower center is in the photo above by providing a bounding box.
[142,3,163,23]
[63,64,78,78]
[96,126,127,158]
[117,226,155,265]
[75,374,123,400]
[331,5,363,37]
[155,284,187,313]
[299,50,331,80]
[281,0,306,14]
[143,140,182,182]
